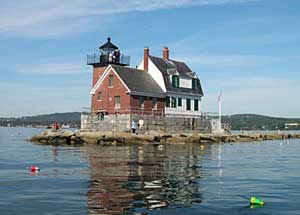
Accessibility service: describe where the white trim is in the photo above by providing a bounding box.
[130,91,165,98]
[166,91,202,99]
[167,68,178,75]
[167,91,203,98]
[180,76,192,88]
[90,65,131,95]
[90,65,112,95]
[165,95,202,116]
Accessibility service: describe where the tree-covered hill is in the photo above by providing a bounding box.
[1,112,300,130]
[222,114,300,130]
[0,112,81,128]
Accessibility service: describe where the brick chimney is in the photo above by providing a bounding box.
[163,47,169,60]
[144,47,149,72]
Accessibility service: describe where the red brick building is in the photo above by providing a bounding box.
[82,38,214,133]
[88,38,165,116]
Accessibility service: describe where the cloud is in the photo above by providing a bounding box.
[0,0,260,38]
[173,53,300,70]
[17,60,88,75]
[175,54,279,68]
[0,82,90,117]
[181,54,271,67]
[201,74,300,117]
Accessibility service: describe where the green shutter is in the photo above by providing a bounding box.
[186,99,191,110]
[172,76,175,87]
[194,99,199,111]
[178,98,182,106]
[192,79,196,90]
[172,75,179,88]
[166,96,170,107]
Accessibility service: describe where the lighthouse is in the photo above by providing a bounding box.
[87,37,131,114]
[87,37,130,87]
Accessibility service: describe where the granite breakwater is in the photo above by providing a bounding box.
[29,130,300,146]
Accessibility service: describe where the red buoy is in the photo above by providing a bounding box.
[30,166,40,172]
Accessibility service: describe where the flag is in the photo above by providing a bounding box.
[218,91,222,103]
[218,91,222,120]
[218,91,223,132]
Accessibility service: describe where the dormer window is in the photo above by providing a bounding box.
[172,75,180,88]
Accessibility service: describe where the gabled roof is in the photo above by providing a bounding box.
[149,56,204,96]
[171,60,195,79]
[111,65,165,97]
[99,37,118,50]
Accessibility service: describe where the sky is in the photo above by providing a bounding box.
[0,0,300,118]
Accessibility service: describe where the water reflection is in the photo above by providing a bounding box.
[86,143,211,215]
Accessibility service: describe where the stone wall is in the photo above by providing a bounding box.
[81,114,212,134]
[81,114,131,132]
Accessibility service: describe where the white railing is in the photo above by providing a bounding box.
[82,108,165,117]
[87,54,130,66]
[82,109,219,119]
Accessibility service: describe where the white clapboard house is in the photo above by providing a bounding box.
[138,47,204,117]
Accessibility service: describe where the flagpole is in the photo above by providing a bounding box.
[218,91,222,131]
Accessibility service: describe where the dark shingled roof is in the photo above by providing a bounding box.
[99,37,118,50]
[111,65,165,97]
[149,55,204,96]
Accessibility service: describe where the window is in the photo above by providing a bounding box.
[109,75,114,87]
[166,96,170,107]
[186,99,191,110]
[114,96,120,109]
[178,98,182,106]
[194,99,199,111]
[139,96,145,109]
[97,92,102,101]
[192,79,196,90]
[172,75,180,88]
[171,97,177,108]
[152,98,157,109]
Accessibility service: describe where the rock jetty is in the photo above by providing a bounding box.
[29,130,300,146]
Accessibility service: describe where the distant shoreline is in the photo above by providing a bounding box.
[2,126,300,132]
[2,112,300,130]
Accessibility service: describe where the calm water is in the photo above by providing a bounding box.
[0,127,299,215]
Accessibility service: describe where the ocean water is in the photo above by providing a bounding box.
[0,127,299,215]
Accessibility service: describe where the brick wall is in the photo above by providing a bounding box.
[92,68,131,114]
[91,68,165,116]
[130,96,165,116]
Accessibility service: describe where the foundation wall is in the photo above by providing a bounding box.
[81,114,212,134]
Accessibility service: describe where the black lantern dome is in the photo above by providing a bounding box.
[99,37,119,52]
[87,37,130,67]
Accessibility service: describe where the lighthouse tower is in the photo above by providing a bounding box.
[87,37,130,87]
[87,37,130,114]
